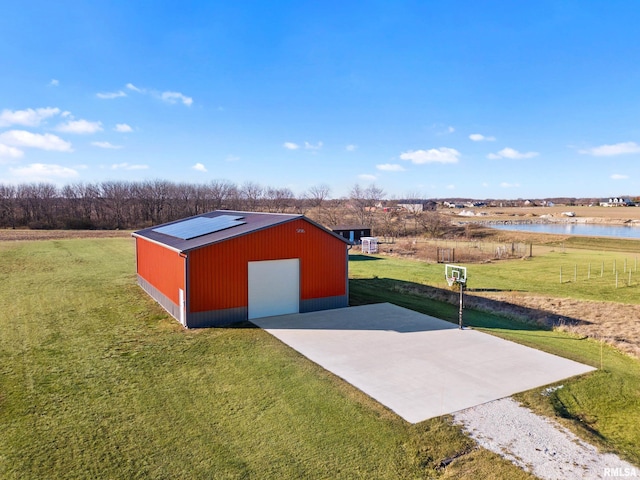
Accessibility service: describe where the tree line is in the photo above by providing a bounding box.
[0,180,391,231]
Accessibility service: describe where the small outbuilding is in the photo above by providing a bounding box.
[331,225,372,244]
[132,210,350,328]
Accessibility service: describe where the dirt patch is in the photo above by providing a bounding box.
[0,229,132,241]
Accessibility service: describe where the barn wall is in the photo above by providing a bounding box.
[187,218,347,314]
[135,237,185,306]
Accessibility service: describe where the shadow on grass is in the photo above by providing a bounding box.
[348,254,382,261]
[349,277,592,333]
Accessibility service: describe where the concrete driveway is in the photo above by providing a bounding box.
[252,303,596,423]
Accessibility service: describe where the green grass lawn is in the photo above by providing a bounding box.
[1,238,537,479]
[351,246,640,304]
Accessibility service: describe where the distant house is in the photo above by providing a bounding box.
[600,197,634,207]
[397,200,437,213]
[444,202,465,209]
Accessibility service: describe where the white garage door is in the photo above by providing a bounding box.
[248,259,300,320]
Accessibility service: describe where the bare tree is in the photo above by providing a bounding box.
[205,180,238,211]
[264,187,294,212]
[419,211,451,238]
[349,183,385,226]
[319,197,348,227]
[100,181,132,229]
[305,184,331,209]
[0,184,17,228]
[239,181,264,211]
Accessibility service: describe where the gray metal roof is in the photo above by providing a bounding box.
[132,210,349,253]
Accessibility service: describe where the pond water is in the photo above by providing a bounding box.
[490,222,640,239]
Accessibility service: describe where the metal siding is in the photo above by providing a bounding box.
[136,237,185,305]
[188,218,347,313]
[300,295,348,313]
[187,306,248,328]
[137,275,180,320]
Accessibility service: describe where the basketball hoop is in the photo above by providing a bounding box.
[444,264,468,329]
[445,265,466,287]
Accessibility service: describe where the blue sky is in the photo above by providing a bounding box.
[1,1,640,199]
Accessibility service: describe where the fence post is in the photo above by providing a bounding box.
[560,266,563,284]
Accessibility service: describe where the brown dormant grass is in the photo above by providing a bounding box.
[0,229,132,241]
[468,291,640,359]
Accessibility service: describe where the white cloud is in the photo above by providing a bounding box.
[358,174,377,181]
[0,107,61,127]
[345,144,357,152]
[487,147,538,159]
[56,119,103,134]
[97,90,126,99]
[0,143,24,159]
[283,142,299,150]
[304,141,323,150]
[192,162,207,172]
[0,130,72,152]
[160,91,193,106]
[225,155,240,162]
[580,142,640,156]
[400,147,461,164]
[114,123,133,133]
[500,182,520,188]
[49,79,59,87]
[611,173,629,180]
[446,184,455,190]
[111,162,148,170]
[376,163,405,172]
[10,163,79,180]
[469,133,496,142]
[126,83,143,93]
[91,141,122,149]
[434,125,455,136]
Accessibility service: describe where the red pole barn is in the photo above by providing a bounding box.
[132,210,350,328]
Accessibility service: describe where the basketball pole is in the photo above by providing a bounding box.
[458,282,463,329]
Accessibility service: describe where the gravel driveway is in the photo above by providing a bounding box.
[453,397,638,479]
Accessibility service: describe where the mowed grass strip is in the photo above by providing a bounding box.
[351,246,640,304]
[0,238,535,479]
[350,254,640,466]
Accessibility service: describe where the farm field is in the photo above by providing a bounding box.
[447,204,640,222]
[1,236,639,478]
